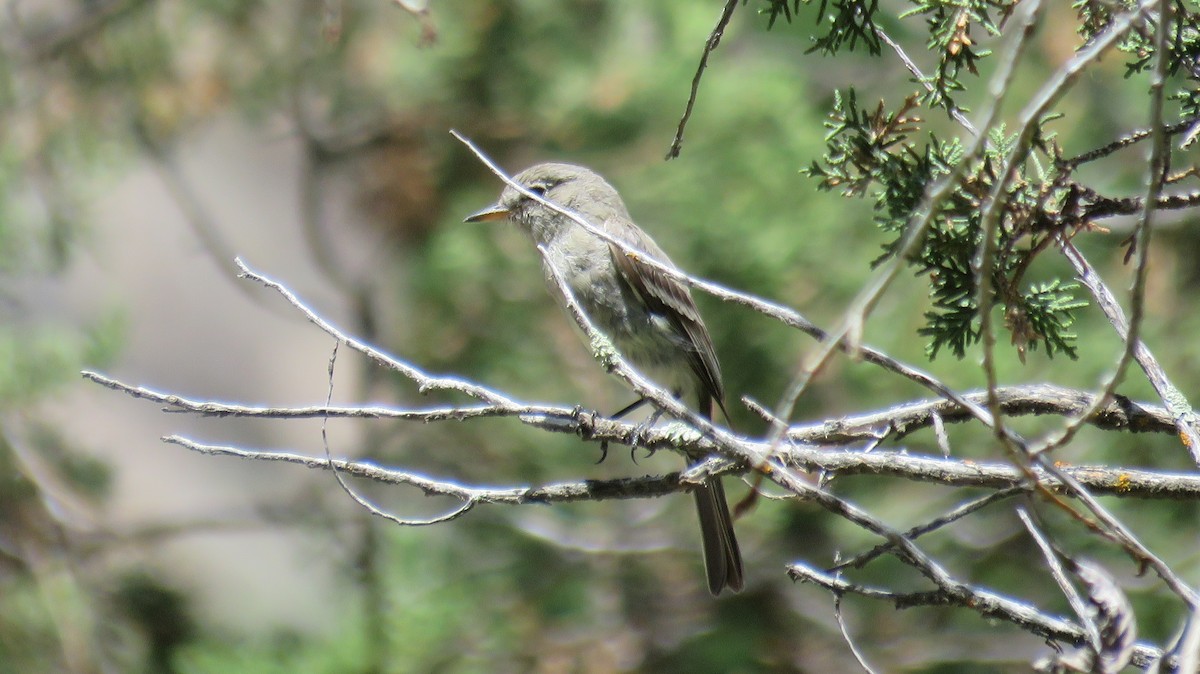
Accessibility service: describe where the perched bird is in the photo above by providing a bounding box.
[465,162,743,595]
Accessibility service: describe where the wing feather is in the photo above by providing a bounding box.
[606,228,727,420]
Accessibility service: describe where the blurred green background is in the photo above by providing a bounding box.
[2,1,1198,672]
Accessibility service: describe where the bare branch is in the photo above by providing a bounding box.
[1018,506,1102,652]
[234,258,524,408]
[1060,241,1200,457]
[14,0,152,62]
[1033,0,1174,460]
[763,0,1047,453]
[82,369,564,421]
[160,435,728,504]
[146,427,1200,501]
[831,488,1024,572]
[832,587,881,674]
[788,384,1176,444]
[874,26,976,136]
[87,369,1200,499]
[788,562,1164,669]
[83,371,1178,439]
[666,0,741,160]
[1059,118,1200,170]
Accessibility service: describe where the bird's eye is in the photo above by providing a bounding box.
[527,184,547,197]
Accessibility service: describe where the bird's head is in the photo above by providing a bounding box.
[464,163,625,233]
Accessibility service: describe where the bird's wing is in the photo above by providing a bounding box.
[606,227,727,419]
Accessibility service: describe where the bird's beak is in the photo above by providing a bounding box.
[463,203,510,223]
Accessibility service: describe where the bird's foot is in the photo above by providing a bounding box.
[628,409,665,463]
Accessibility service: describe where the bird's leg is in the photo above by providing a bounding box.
[602,396,660,463]
[610,397,649,419]
[623,390,683,462]
[594,397,648,464]
[598,396,644,463]
[629,406,666,463]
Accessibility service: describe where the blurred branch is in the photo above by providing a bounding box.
[831,488,1024,572]
[1058,117,1200,170]
[1031,0,1174,460]
[1060,240,1200,457]
[973,0,1048,443]
[13,0,152,62]
[1017,506,1102,653]
[762,0,1046,452]
[1,424,104,671]
[78,514,332,554]
[133,126,285,313]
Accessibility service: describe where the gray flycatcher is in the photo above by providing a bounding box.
[465,162,744,595]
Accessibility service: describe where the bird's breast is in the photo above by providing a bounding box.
[541,237,689,374]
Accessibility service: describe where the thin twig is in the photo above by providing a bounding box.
[318,343,473,526]
[1059,241,1200,457]
[1017,505,1102,652]
[833,586,880,674]
[134,125,279,312]
[161,435,728,503]
[874,26,976,135]
[761,0,1047,455]
[1033,0,1173,460]
[80,371,565,421]
[973,0,1048,447]
[788,562,1164,668]
[234,258,523,408]
[1058,118,1200,170]
[831,488,1023,571]
[665,0,740,160]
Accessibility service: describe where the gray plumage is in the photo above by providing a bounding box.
[466,162,744,595]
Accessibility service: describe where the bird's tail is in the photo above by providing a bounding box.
[693,477,744,595]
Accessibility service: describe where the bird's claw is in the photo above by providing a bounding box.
[627,417,659,464]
